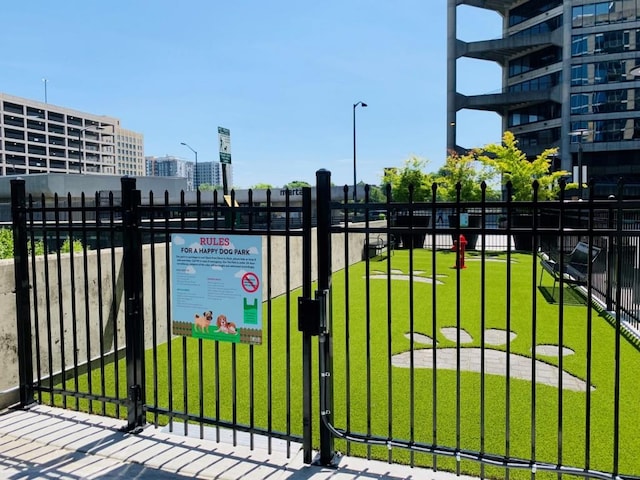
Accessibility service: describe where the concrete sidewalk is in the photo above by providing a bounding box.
[0,404,476,480]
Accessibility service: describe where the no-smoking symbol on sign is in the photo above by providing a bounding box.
[241,272,260,293]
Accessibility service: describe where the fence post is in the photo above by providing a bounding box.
[11,179,35,408]
[301,186,313,464]
[122,177,145,431]
[316,169,336,465]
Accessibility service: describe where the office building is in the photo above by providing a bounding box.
[196,161,223,188]
[116,128,145,176]
[146,155,195,190]
[0,92,143,177]
[448,0,640,193]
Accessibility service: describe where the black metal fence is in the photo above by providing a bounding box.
[11,173,640,479]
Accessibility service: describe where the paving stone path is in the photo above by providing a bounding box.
[394,328,591,392]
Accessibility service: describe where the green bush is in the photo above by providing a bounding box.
[0,228,79,259]
[60,237,84,253]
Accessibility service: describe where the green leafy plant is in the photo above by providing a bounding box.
[0,228,45,259]
[382,156,435,202]
[478,131,570,201]
[435,150,500,201]
[60,237,84,253]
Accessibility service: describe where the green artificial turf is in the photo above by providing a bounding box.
[48,249,640,480]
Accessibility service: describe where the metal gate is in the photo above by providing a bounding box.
[12,172,640,479]
[310,171,640,480]
[12,177,316,461]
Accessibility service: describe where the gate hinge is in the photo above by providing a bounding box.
[298,297,321,336]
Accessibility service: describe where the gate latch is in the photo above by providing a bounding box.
[298,289,329,336]
[298,297,321,336]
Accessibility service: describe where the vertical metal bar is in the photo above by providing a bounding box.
[284,189,292,457]
[122,177,145,431]
[606,197,614,311]
[40,194,54,406]
[454,183,461,476]
[231,190,238,446]
[316,169,335,466]
[387,184,395,465]
[94,192,108,415]
[54,194,67,408]
[213,191,221,442]
[12,179,34,407]
[27,194,42,405]
[557,186,566,478]
[164,190,173,431]
[179,190,189,436]
[108,192,121,416]
[480,183,487,480]
[505,182,513,480]
[408,185,416,468]
[365,189,372,461]
[196,191,204,440]
[530,183,540,480]
[81,193,93,413]
[301,186,313,464]
[148,191,159,426]
[430,183,438,472]
[67,193,80,408]
[612,179,624,477]
[266,191,273,454]
[342,186,352,457]
[584,181,595,472]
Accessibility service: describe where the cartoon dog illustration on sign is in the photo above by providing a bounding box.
[194,311,213,333]
[216,314,237,334]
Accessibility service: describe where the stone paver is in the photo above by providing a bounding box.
[0,404,481,480]
[484,329,517,346]
[391,347,592,392]
[404,332,436,345]
[368,274,444,284]
[536,344,575,356]
[440,327,473,343]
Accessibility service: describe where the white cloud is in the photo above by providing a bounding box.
[234,269,248,278]
[248,246,258,254]
[173,235,185,245]
[211,265,223,271]
[185,266,196,274]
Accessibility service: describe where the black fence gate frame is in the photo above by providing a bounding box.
[308,171,640,480]
[11,176,319,461]
[11,173,640,478]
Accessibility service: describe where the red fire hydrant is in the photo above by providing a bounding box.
[451,234,467,269]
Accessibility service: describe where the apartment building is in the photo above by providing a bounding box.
[146,155,195,190]
[197,161,223,187]
[0,92,143,177]
[448,0,640,194]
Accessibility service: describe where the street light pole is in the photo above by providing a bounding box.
[570,128,590,199]
[180,142,198,190]
[578,140,583,199]
[353,101,367,202]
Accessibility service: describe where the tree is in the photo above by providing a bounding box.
[478,131,570,201]
[284,181,311,189]
[366,184,387,203]
[436,150,500,201]
[251,183,274,190]
[381,156,435,202]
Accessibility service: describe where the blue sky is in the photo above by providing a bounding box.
[1,1,502,188]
